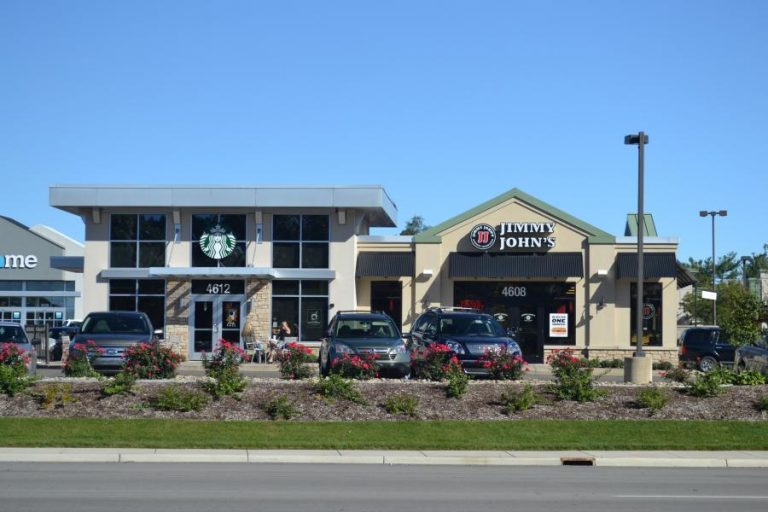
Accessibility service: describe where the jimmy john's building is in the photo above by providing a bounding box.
[51,185,689,363]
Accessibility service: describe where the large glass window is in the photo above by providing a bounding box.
[110,214,167,268]
[109,279,165,330]
[630,282,663,346]
[272,215,329,268]
[271,280,329,341]
[192,214,247,267]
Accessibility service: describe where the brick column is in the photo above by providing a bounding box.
[245,279,271,341]
[164,279,191,361]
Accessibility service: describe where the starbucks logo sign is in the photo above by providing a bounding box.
[200,224,236,260]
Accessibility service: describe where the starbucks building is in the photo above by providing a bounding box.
[51,185,691,363]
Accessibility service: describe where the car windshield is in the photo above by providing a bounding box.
[0,325,29,344]
[336,319,398,339]
[80,315,150,335]
[440,315,505,337]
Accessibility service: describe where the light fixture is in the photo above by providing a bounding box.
[596,269,608,277]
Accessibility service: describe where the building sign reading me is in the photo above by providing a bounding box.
[469,222,556,251]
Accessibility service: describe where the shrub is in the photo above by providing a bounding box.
[707,367,735,386]
[0,343,34,396]
[500,383,539,414]
[384,393,419,417]
[314,374,367,404]
[758,396,768,412]
[330,353,378,380]
[37,383,76,410]
[661,366,690,383]
[264,395,296,420]
[686,372,724,398]
[653,361,675,371]
[276,342,315,380]
[101,371,136,396]
[202,340,248,397]
[149,384,210,412]
[479,348,526,380]
[123,343,183,379]
[63,340,103,378]
[547,349,606,402]
[732,370,767,386]
[411,343,462,381]
[637,386,669,414]
[446,366,470,398]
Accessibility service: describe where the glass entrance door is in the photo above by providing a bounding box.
[511,305,544,363]
[190,296,245,359]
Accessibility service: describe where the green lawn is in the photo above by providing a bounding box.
[2,418,767,450]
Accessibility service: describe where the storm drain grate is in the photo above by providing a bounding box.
[560,457,595,466]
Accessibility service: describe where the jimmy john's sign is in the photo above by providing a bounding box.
[469,222,556,251]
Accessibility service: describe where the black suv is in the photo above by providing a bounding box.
[319,311,410,378]
[408,307,522,375]
[678,326,735,372]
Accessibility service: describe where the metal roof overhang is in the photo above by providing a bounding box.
[50,256,84,273]
[616,253,678,279]
[99,268,336,280]
[448,252,584,279]
[355,252,415,277]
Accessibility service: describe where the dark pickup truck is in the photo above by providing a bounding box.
[678,326,735,372]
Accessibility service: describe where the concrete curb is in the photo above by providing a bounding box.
[2,448,768,467]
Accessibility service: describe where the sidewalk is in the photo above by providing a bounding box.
[1,448,767,467]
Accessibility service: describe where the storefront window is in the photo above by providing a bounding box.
[110,214,167,268]
[630,283,662,346]
[272,215,329,268]
[191,214,247,267]
[271,280,328,341]
[109,279,165,330]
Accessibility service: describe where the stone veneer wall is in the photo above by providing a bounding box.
[164,279,191,360]
[244,279,271,340]
[542,348,679,365]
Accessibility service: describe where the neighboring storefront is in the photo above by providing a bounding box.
[0,216,83,328]
[51,185,688,363]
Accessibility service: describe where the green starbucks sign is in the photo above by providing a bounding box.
[199,224,236,260]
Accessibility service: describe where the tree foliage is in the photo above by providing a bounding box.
[400,215,431,235]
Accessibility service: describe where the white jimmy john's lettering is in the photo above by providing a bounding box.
[499,222,556,236]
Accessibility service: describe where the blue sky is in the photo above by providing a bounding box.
[1,0,766,262]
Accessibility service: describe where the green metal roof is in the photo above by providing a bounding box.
[413,188,615,244]
[624,214,658,237]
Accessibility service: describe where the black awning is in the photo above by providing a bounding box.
[448,252,583,279]
[355,252,415,277]
[676,262,698,288]
[616,252,678,279]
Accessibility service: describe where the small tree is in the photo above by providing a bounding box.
[717,282,762,345]
[400,215,431,235]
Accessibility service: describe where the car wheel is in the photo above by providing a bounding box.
[699,356,718,373]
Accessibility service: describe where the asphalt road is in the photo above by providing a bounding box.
[1,463,766,512]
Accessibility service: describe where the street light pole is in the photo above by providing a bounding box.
[625,132,649,357]
[699,210,727,325]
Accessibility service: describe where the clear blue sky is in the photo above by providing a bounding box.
[2,0,766,262]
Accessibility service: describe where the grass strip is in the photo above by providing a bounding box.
[2,418,768,450]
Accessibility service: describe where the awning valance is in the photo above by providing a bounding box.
[616,252,678,279]
[355,252,415,277]
[448,252,583,279]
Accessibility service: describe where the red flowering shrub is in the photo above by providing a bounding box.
[0,343,34,395]
[330,353,378,380]
[546,348,605,402]
[202,340,247,396]
[64,340,104,378]
[124,342,183,379]
[411,343,462,381]
[479,348,526,380]
[277,342,315,380]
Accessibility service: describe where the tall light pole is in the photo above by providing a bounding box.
[699,209,727,325]
[625,132,648,357]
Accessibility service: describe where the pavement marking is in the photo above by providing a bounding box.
[617,495,768,500]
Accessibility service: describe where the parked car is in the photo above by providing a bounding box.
[319,310,410,378]
[408,307,522,375]
[677,326,735,372]
[69,311,154,375]
[0,321,37,375]
[734,334,768,375]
